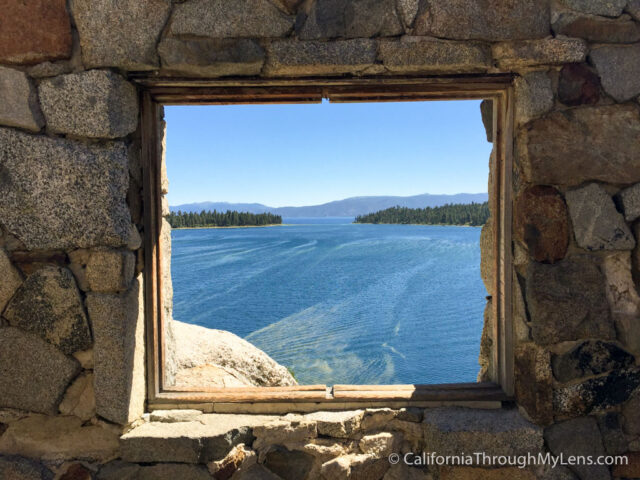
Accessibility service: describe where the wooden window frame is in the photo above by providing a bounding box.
[138,75,515,412]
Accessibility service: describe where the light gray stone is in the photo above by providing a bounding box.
[521,105,640,186]
[422,408,544,459]
[149,410,204,423]
[414,0,550,40]
[544,417,610,480]
[71,0,171,70]
[265,39,377,76]
[86,274,145,425]
[71,249,136,294]
[252,419,317,451]
[0,455,53,480]
[553,12,640,44]
[0,414,119,462]
[4,267,92,355]
[305,410,364,438]
[514,71,554,126]
[159,38,265,77]
[0,249,22,314]
[397,0,420,28]
[560,0,626,17]
[0,67,43,131]
[566,183,635,251]
[0,128,131,250]
[59,373,96,421]
[526,256,615,345]
[379,37,491,74]
[590,44,640,102]
[169,0,293,38]
[39,70,138,139]
[620,183,640,222]
[298,0,403,39]
[493,37,587,69]
[0,327,80,415]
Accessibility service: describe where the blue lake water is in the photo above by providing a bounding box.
[171,218,487,385]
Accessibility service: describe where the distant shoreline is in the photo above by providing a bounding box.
[354,222,483,227]
[172,224,285,230]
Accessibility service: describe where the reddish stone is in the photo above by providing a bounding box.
[558,64,600,106]
[59,464,92,480]
[0,0,72,65]
[514,185,569,264]
[612,452,640,478]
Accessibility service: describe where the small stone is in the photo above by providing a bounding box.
[298,0,402,39]
[86,275,145,425]
[253,419,317,451]
[566,183,635,251]
[359,433,394,457]
[521,105,640,186]
[233,464,282,480]
[169,0,293,38]
[397,0,420,28]
[0,67,43,132]
[493,37,587,69]
[619,183,640,222]
[395,408,423,423]
[514,186,568,264]
[544,417,609,480]
[306,410,364,438]
[0,415,119,463]
[378,37,491,74]
[0,129,131,250]
[597,413,629,456]
[612,452,640,479]
[4,267,92,355]
[553,368,640,417]
[0,455,54,480]
[59,373,96,421]
[557,63,600,106]
[59,463,92,480]
[0,0,72,65]
[514,71,553,126]
[477,299,494,382]
[159,38,265,77]
[321,456,351,479]
[623,391,640,435]
[440,467,536,480]
[149,410,203,423]
[515,343,553,426]
[629,0,640,20]
[526,257,614,345]
[85,250,135,293]
[127,225,142,251]
[265,39,377,76]
[207,443,256,479]
[71,0,171,70]
[553,12,640,43]
[560,0,626,17]
[413,0,550,40]
[360,409,396,431]
[552,341,635,383]
[0,249,22,314]
[264,446,314,480]
[590,44,640,102]
[39,70,138,139]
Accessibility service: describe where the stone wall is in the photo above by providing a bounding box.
[1,0,640,479]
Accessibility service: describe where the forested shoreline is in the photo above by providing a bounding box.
[167,210,283,228]
[354,202,489,226]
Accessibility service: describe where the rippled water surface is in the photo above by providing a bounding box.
[171,218,487,385]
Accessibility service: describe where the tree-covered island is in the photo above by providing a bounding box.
[167,210,283,228]
[354,202,489,226]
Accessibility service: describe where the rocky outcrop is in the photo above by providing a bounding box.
[167,319,297,388]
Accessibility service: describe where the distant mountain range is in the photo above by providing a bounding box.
[171,193,489,218]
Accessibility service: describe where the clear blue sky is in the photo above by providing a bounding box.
[165,100,491,207]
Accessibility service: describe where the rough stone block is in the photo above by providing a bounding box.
[0,249,22,315]
[378,37,491,74]
[0,0,72,65]
[0,128,131,250]
[493,37,587,69]
[422,408,543,459]
[526,256,615,345]
[629,0,640,20]
[413,0,550,41]
[306,410,364,438]
[514,71,553,126]
[168,0,293,38]
[557,63,600,106]
[619,183,640,223]
[83,250,135,293]
[514,185,568,264]
[0,455,53,480]
[515,343,553,426]
[298,0,403,39]
[253,419,317,451]
[0,67,43,132]
[359,433,394,456]
[590,44,640,102]
[559,0,626,17]
[0,415,119,463]
[597,413,629,455]
[521,105,640,186]
[59,373,96,422]
[159,38,265,77]
[0,327,79,414]
[265,39,377,76]
[264,446,315,480]
[544,417,609,480]
[553,12,640,44]
[554,368,640,417]
[4,267,92,355]
[552,341,635,383]
[71,0,171,70]
[623,391,640,435]
[86,275,145,425]
[39,70,138,139]
[566,183,635,251]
